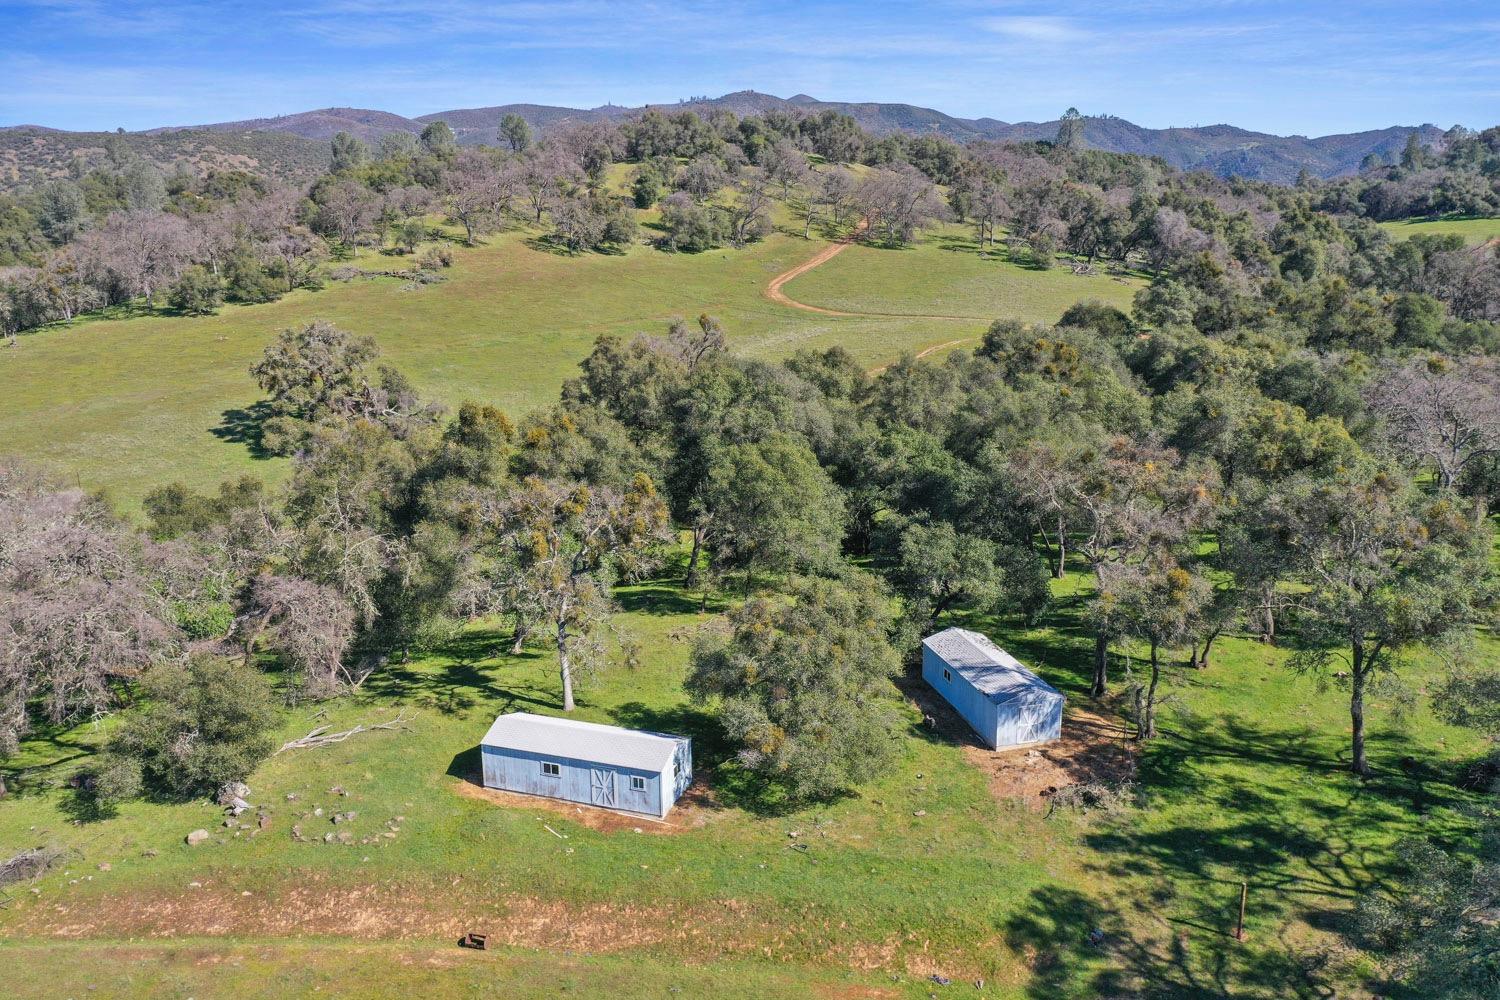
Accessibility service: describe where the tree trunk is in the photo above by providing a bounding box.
[1193,625,1223,669]
[1091,631,1108,697]
[684,525,705,587]
[1053,515,1067,578]
[510,616,529,655]
[1036,525,1056,576]
[1259,584,1277,644]
[1138,642,1161,740]
[557,620,576,712]
[1350,641,1368,778]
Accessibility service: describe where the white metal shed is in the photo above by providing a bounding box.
[922,627,1064,749]
[479,712,693,818]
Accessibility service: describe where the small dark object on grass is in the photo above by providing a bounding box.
[459,932,489,950]
[1088,928,1106,946]
[928,974,951,985]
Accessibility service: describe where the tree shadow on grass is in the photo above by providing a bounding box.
[210,400,274,459]
[1050,706,1486,996]
[931,233,981,254]
[614,581,715,617]
[360,627,559,716]
[1003,882,1339,999]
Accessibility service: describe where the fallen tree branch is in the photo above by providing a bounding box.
[1,845,77,887]
[273,710,415,755]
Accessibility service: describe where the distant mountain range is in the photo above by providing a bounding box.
[2,90,1451,191]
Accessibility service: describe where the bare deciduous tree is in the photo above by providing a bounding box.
[1368,355,1500,491]
[237,574,358,699]
[855,165,949,246]
[0,462,179,754]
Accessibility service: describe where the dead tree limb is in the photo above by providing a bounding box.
[273,710,415,755]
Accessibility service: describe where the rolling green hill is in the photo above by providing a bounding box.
[2,222,1138,507]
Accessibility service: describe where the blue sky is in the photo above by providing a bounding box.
[3,1,1497,136]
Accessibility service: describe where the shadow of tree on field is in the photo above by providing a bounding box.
[1029,702,1488,998]
[211,400,274,459]
[360,627,561,716]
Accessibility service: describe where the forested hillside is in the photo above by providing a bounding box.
[3,94,1500,999]
[14,89,1458,188]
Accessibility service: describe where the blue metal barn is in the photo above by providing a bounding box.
[922,627,1064,749]
[479,712,693,818]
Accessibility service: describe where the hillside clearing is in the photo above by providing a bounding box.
[1,224,1138,507]
[1,561,1489,998]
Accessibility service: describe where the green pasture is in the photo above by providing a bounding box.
[1,221,1139,509]
[1,555,1489,998]
[1377,214,1500,246]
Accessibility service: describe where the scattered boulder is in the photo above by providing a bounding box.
[216,782,251,807]
[332,811,357,824]
[258,813,272,831]
[96,863,110,872]
[185,829,209,847]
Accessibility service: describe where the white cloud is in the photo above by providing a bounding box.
[979,15,1086,44]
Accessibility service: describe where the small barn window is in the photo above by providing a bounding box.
[540,761,560,777]
[942,668,952,682]
[630,775,646,791]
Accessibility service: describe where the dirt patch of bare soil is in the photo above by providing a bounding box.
[901,677,1136,810]
[9,875,981,981]
[449,769,720,834]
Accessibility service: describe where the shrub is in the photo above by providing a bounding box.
[631,165,664,208]
[1030,231,1057,269]
[172,599,235,641]
[658,192,726,252]
[168,265,223,315]
[224,252,282,304]
[418,246,453,270]
[95,656,278,803]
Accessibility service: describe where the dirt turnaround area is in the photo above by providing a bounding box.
[450,767,720,834]
[901,678,1137,810]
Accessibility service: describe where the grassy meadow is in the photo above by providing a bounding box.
[1377,214,1500,246]
[1,552,1491,998]
[2,219,1136,509]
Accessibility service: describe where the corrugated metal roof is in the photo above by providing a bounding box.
[480,712,682,772]
[923,627,1063,705]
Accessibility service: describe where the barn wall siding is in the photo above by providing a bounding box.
[481,745,666,817]
[923,646,999,747]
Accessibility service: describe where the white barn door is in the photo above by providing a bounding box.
[590,768,616,807]
[1014,700,1048,744]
